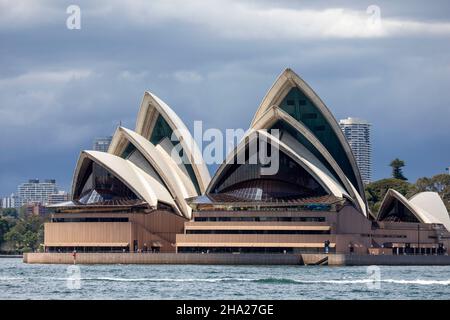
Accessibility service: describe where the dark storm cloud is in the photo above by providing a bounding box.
[0,0,449,195]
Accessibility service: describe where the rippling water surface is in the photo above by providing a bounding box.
[1,258,450,299]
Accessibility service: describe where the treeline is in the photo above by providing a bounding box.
[365,158,450,215]
[365,173,450,214]
[0,208,46,254]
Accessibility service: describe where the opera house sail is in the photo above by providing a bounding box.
[46,91,210,253]
[45,68,450,256]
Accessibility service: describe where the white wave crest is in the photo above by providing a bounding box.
[3,276,450,286]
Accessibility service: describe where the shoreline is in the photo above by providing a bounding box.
[23,252,450,266]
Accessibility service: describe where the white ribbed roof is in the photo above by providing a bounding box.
[108,126,196,218]
[409,192,450,231]
[72,151,178,214]
[250,104,367,216]
[134,91,211,194]
[207,129,347,200]
[249,68,366,208]
[378,189,450,231]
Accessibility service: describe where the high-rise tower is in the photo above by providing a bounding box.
[339,117,372,184]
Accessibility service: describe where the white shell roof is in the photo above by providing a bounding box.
[134,91,211,194]
[71,90,213,219]
[378,189,450,231]
[72,150,179,215]
[250,104,367,216]
[409,192,450,231]
[249,68,366,208]
[108,126,197,219]
[207,129,348,200]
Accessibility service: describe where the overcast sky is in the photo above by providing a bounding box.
[0,0,450,195]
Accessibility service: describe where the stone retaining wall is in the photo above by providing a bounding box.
[23,252,450,265]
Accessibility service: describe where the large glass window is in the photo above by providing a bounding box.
[186,230,330,235]
[211,143,327,201]
[149,114,201,194]
[120,142,165,186]
[270,120,347,190]
[121,142,136,159]
[379,200,420,223]
[193,216,326,222]
[74,161,139,205]
[150,114,174,145]
[52,217,129,222]
[279,87,359,190]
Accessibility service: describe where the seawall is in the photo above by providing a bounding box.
[23,252,450,265]
[23,252,302,265]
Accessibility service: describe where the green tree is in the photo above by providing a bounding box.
[18,205,28,219]
[390,158,407,180]
[0,217,13,246]
[4,215,45,252]
[414,174,450,211]
[1,208,18,218]
[365,174,450,217]
[415,176,433,192]
[365,178,415,214]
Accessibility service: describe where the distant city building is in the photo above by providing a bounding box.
[339,117,372,184]
[47,191,70,205]
[1,193,18,209]
[25,202,49,216]
[17,179,58,207]
[93,136,113,152]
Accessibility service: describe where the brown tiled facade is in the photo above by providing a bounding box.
[45,207,186,253]
[176,201,450,255]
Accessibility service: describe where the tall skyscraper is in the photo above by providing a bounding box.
[339,117,372,184]
[17,179,58,207]
[93,136,113,152]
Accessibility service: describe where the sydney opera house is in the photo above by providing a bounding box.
[45,69,450,256]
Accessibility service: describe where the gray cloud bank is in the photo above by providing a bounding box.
[0,0,449,194]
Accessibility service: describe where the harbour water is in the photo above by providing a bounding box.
[1,258,450,299]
